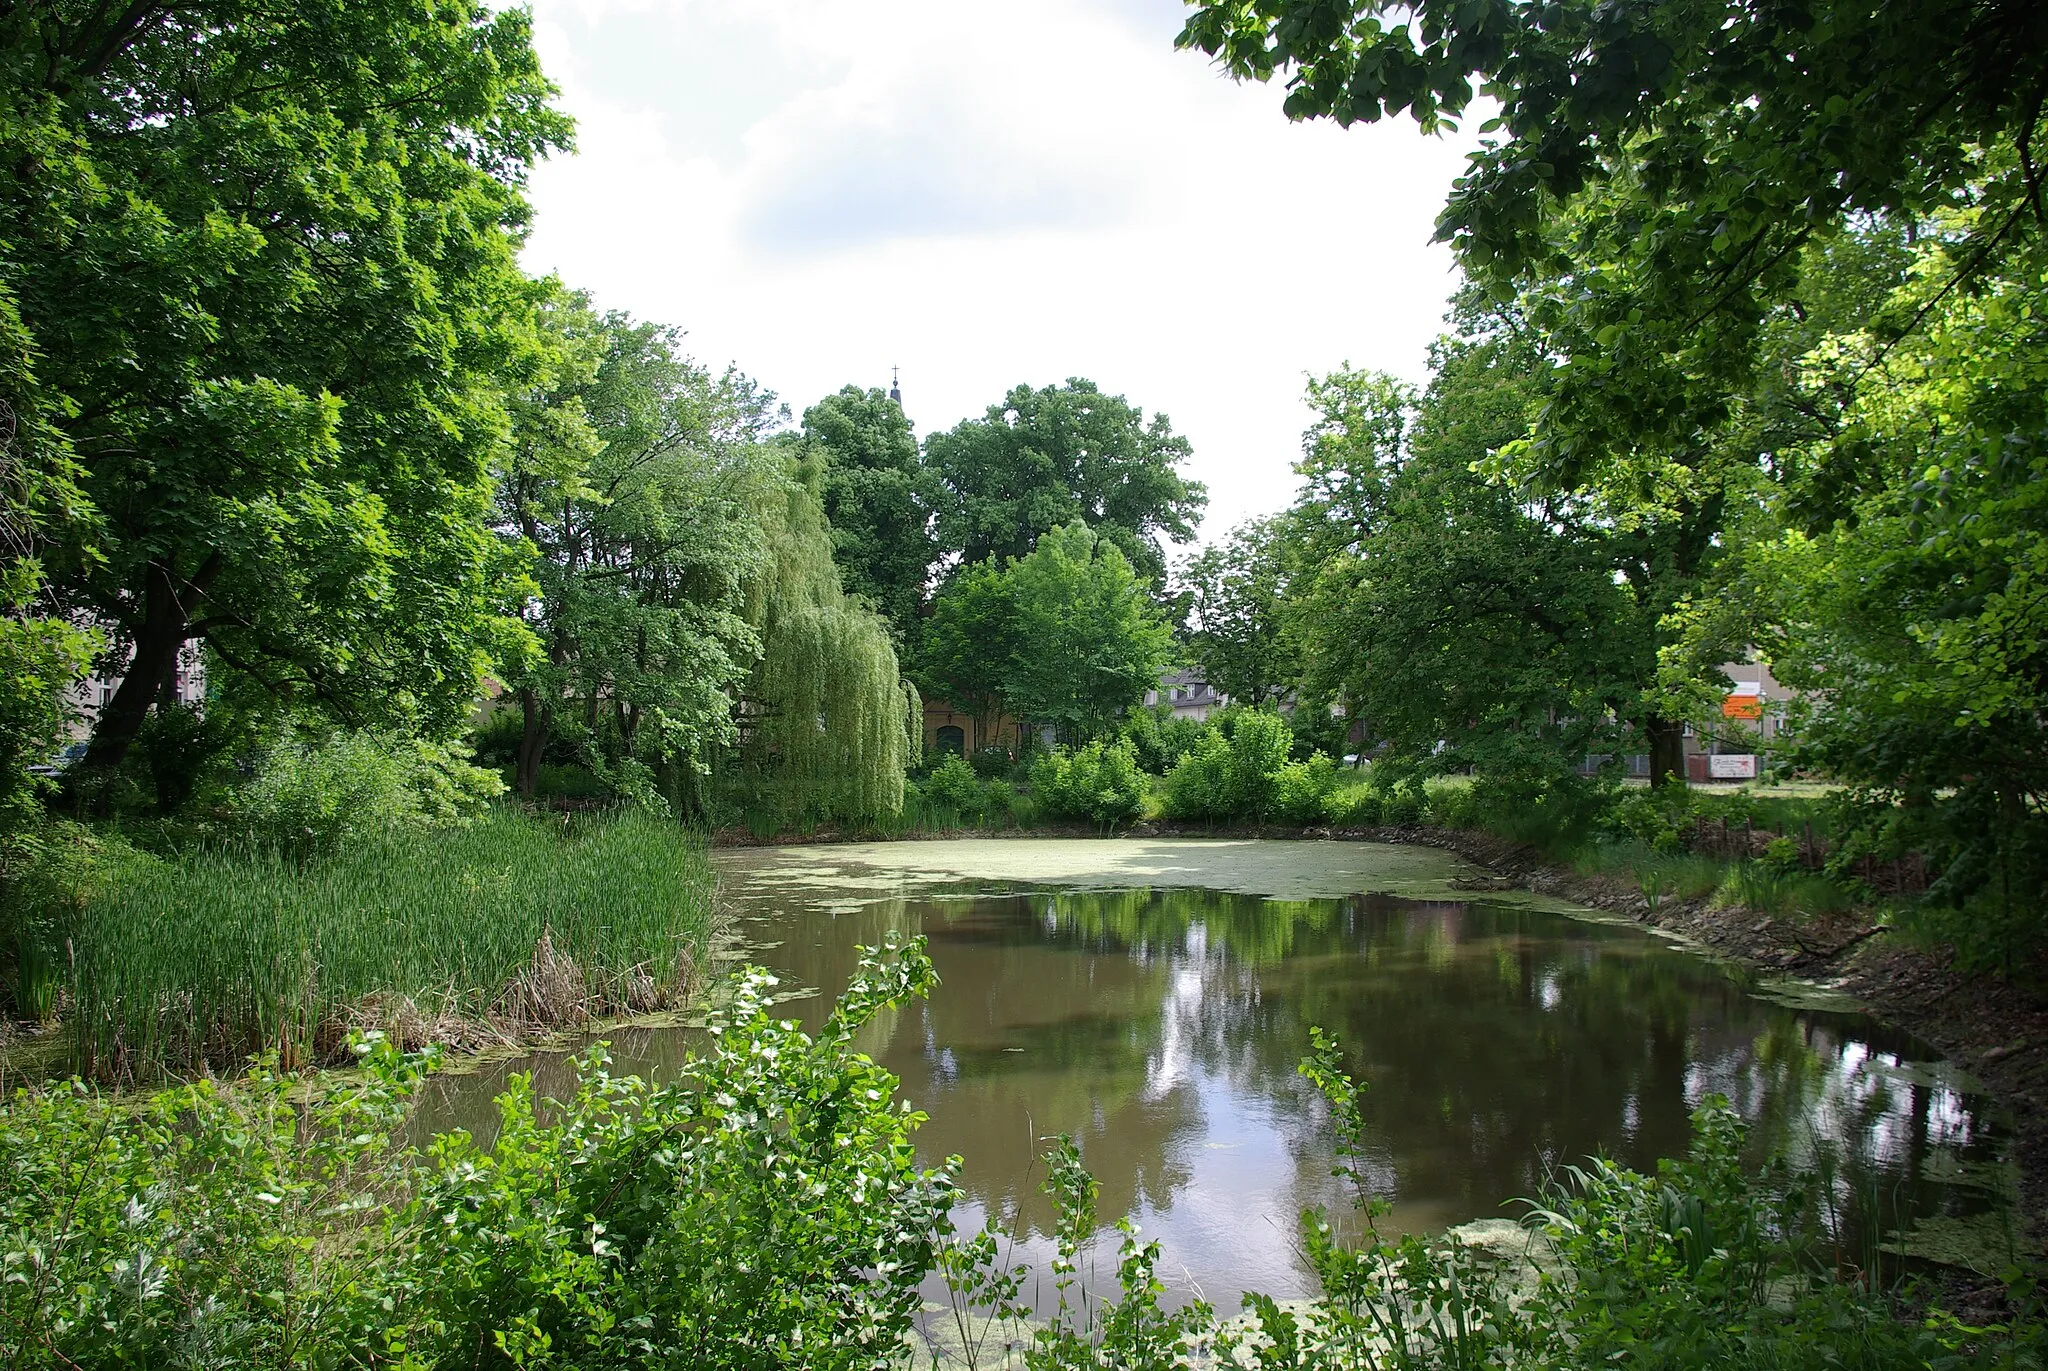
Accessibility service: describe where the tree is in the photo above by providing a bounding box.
[1666,219,2048,964]
[1285,338,1646,797]
[1,1,571,775]
[496,294,779,800]
[1177,516,1293,710]
[802,386,933,644]
[1179,0,2048,464]
[1002,522,1176,745]
[726,452,920,824]
[0,258,98,828]
[913,559,1018,742]
[921,379,1206,584]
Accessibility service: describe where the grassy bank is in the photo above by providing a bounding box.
[62,806,712,1081]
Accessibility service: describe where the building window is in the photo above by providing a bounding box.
[935,725,965,756]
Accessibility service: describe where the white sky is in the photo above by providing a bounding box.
[517,0,1479,544]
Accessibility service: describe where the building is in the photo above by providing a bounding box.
[1681,660,1798,782]
[1143,669,1226,723]
[922,666,1228,758]
[921,698,1029,759]
[62,641,207,743]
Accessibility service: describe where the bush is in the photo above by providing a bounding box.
[1325,784,1384,826]
[1,820,100,1023]
[7,964,2040,1370]
[1273,752,1342,825]
[1423,779,1478,828]
[923,752,984,816]
[968,745,1015,780]
[1120,707,1208,775]
[222,728,504,858]
[1031,740,1148,827]
[1382,788,1425,826]
[1159,710,1298,822]
[1,939,958,1370]
[1607,785,1695,851]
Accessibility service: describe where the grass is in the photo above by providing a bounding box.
[1575,840,1730,902]
[65,806,713,1081]
[880,778,1041,835]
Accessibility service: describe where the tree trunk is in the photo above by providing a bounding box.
[516,687,551,798]
[1646,714,1687,790]
[81,560,200,773]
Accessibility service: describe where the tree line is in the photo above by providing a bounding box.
[0,2,1208,835]
[1162,0,2048,963]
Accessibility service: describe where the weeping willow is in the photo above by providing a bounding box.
[724,453,919,823]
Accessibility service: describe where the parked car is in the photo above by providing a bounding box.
[27,741,87,780]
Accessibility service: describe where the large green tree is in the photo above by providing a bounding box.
[1004,522,1176,744]
[497,294,779,800]
[917,523,1174,747]
[801,385,933,643]
[913,558,1017,742]
[1666,217,2048,963]
[1285,337,1646,794]
[1179,0,2048,463]
[1180,0,2048,789]
[726,450,920,824]
[1,0,570,774]
[1176,516,1293,710]
[921,379,1206,584]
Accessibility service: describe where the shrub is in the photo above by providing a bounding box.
[1607,785,1695,851]
[1422,779,1478,829]
[1273,752,1342,825]
[1325,784,1384,827]
[222,728,504,858]
[0,1035,430,1369]
[1120,707,1209,775]
[399,941,954,1369]
[1,939,960,1370]
[534,760,609,799]
[923,752,985,816]
[1031,740,1148,827]
[1158,710,1299,823]
[0,820,100,1023]
[968,745,1015,780]
[1382,788,1425,826]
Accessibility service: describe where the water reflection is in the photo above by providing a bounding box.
[413,883,2009,1304]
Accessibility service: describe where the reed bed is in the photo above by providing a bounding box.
[66,807,712,1080]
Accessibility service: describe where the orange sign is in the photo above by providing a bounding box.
[1722,693,1763,720]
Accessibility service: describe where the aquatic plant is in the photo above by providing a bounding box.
[64,806,711,1078]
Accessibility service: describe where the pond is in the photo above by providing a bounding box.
[413,838,2013,1306]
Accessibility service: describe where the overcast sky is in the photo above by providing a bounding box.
[518,0,1479,545]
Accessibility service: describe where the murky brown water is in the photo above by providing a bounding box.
[412,840,2012,1305]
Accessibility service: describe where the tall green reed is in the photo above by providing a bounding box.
[65,807,712,1080]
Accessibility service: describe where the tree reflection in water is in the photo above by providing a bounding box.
[413,879,2010,1306]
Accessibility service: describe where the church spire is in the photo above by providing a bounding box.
[888,365,901,405]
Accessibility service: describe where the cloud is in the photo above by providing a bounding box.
[735,76,1135,256]
[520,0,1480,542]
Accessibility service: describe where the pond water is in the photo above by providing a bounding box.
[413,839,2013,1306]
